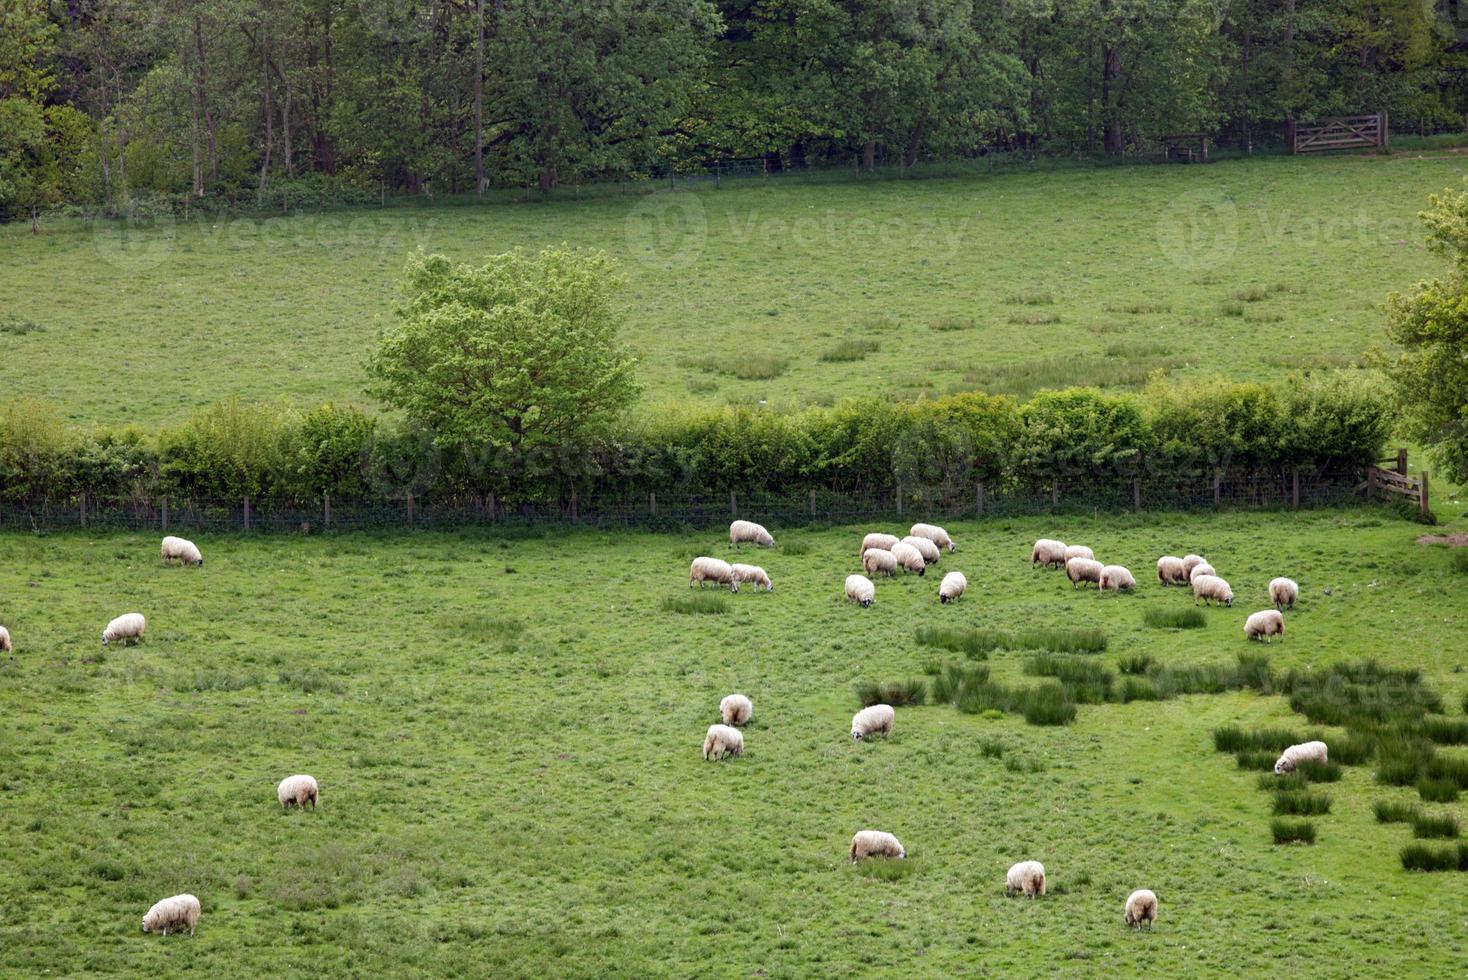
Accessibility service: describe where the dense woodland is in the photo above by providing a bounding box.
[2,0,1468,222]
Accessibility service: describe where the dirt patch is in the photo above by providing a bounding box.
[1417,533,1468,547]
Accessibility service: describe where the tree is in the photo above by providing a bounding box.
[1384,183,1468,485]
[366,248,642,495]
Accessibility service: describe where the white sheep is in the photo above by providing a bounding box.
[1064,544,1094,562]
[1156,556,1188,586]
[850,830,905,862]
[851,703,895,740]
[910,523,956,552]
[939,571,967,603]
[702,723,744,761]
[729,520,774,549]
[1189,561,1216,582]
[277,774,319,810]
[860,532,900,556]
[1099,564,1136,593]
[890,541,926,576]
[844,574,876,608]
[1181,554,1206,578]
[101,612,145,647]
[142,894,200,936]
[720,694,753,726]
[160,535,203,567]
[1270,577,1299,610]
[1125,889,1158,930]
[1274,740,1328,775]
[0,625,10,654]
[690,556,739,592]
[1191,574,1233,607]
[1244,609,1285,643]
[863,548,898,578]
[1032,539,1067,569]
[730,563,773,592]
[1066,557,1103,589]
[901,535,941,565]
[1005,860,1047,898]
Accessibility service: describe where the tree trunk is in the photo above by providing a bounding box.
[193,15,220,183]
[1102,42,1123,155]
[862,139,876,170]
[281,86,293,175]
[903,114,926,168]
[474,0,486,196]
[258,39,274,199]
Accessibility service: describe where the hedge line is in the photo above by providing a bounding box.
[0,373,1393,505]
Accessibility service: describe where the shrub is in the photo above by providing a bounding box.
[661,594,728,615]
[1411,813,1460,838]
[1142,608,1206,630]
[1118,654,1155,675]
[1272,790,1331,815]
[0,399,75,500]
[160,398,300,500]
[1399,842,1463,872]
[1374,800,1421,823]
[1271,819,1316,845]
[294,403,375,499]
[855,679,927,708]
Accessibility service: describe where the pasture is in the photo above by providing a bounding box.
[1,509,1465,975]
[2,153,1467,428]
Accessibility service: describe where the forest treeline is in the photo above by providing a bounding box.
[3,0,1467,222]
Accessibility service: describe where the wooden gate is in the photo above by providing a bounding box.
[1361,448,1429,515]
[1288,113,1388,154]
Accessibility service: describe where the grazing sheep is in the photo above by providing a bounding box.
[863,548,898,578]
[1099,564,1137,593]
[1181,554,1206,578]
[1191,574,1233,607]
[860,532,901,556]
[901,535,941,565]
[277,774,319,810]
[850,830,905,863]
[844,574,876,608]
[890,541,927,576]
[1274,740,1328,775]
[1270,577,1299,610]
[142,894,200,937]
[690,557,739,592]
[939,571,967,603]
[101,612,145,647]
[720,694,753,726]
[1066,557,1103,589]
[0,625,10,654]
[1244,609,1285,643]
[1032,539,1067,569]
[1005,860,1047,899]
[730,563,773,592]
[1157,556,1188,585]
[702,723,744,761]
[729,520,774,549]
[1125,889,1158,930]
[851,703,895,740]
[910,523,956,552]
[1189,561,1216,582]
[160,535,203,567]
[1064,544,1094,562]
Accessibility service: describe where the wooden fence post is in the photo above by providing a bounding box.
[1396,448,1407,475]
[1291,470,1300,510]
[1212,473,1221,508]
[976,481,985,516]
[324,492,331,529]
[1420,470,1430,516]
[161,496,168,530]
[407,492,414,526]
[243,496,251,530]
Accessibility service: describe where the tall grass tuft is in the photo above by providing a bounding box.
[1237,750,1279,771]
[661,593,728,615]
[1282,660,1442,728]
[929,663,990,704]
[1014,627,1107,654]
[1295,759,1342,783]
[1374,800,1421,824]
[1119,676,1160,702]
[1375,739,1436,786]
[1332,731,1378,766]
[1142,608,1206,630]
[1418,778,1461,803]
[1025,653,1113,703]
[1234,653,1274,692]
[1017,683,1078,725]
[1421,717,1468,746]
[1271,818,1317,845]
[916,626,1005,660]
[1118,654,1155,675]
[1272,790,1331,815]
[678,352,789,380]
[1423,753,1468,789]
[1213,726,1300,753]
[1452,550,1468,575]
[818,339,880,363]
[1399,842,1468,872]
[855,679,927,708]
[1411,813,1460,839]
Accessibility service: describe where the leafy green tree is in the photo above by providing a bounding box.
[366,248,641,495]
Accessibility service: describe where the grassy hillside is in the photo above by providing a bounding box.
[2,153,1464,428]
[1,509,1465,974]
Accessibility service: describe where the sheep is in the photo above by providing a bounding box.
[851,703,895,740]
[844,574,876,608]
[277,774,319,810]
[1099,564,1136,593]
[1181,554,1206,578]
[101,612,145,647]
[720,693,753,726]
[901,535,941,565]
[1032,539,1067,569]
[939,571,967,603]
[850,830,905,863]
[1274,740,1328,775]
[1064,544,1094,562]
[142,894,201,937]
[1156,556,1188,586]
[860,532,900,556]
[890,541,927,576]
[1191,574,1233,607]
[702,723,744,761]
[910,523,956,552]
[863,548,898,578]
[730,563,773,592]
[1189,561,1216,582]
[1005,860,1047,899]
[1270,577,1299,610]
[729,519,774,549]
[1066,557,1103,589]
[160,535,203,567]
[0,625,10,654]
[1124,889,1158,930]
[1244,609,1285,643]
[690,556,739,593]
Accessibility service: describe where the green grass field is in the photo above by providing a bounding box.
[3,152,1467,427]
[2,510,1466,974]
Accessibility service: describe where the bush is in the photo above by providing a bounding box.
[1118,654,1155,675]
[1142,608,1206,630]
[855,679,927,708]
[661,594,728,615]
[160,398,300,500]
[1271,818,1317,845]
[1272,790,1331,815]
[1374,800,1421,823]
[1412,813,1460,838]
[295,403,375,499]
[0,399,75,500]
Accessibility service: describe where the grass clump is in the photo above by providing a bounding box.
[678,352,789,380]
[916,625,1104,657]
[1376,739,1437,786]
[1213,726,1300,754]
[929,315,974,332]
[1423,754,1468,789]
[1118,676,1160,702]
[1418,778,1461,803]
[818,339,880,362]
[1017,683,1078,726]
[1142,607,1206,630]
[1282,660,1442,729]
[1411,813,1460,839]
[916,626,1004,660]
[1271,818,1317,845]
[779,539,811,556]
[1272,790,1331,816]
[1399,842,1468,872]
[1421,717,1468,745]
[1015,627,1107,654]
[1005,289,1055,306]
[1025,653,1113,704]
[1451,550,1468,575]
[278,668,345,695]
[1104,301,1171,315]
[1374,800,1421,823]
[174,669,261,692]
[1237,750,1279,771]
[1118,654,1155,675]
[929,663,990,704]
[0,318,43,335]
[855,678,927,708]
[1295,759,1342,783]
[661,593,728,615]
